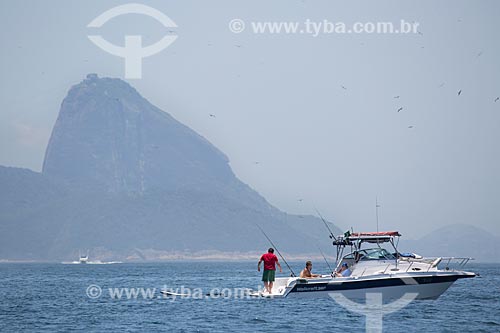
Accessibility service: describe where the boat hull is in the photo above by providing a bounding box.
[274,272,475,300]
[288,281,454,300]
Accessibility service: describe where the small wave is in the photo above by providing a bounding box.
[276,324,294,329]
[247,318,267,324]
[466,294,498,301]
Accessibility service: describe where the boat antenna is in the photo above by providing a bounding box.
[314,207,338,242]
[255,223,296,277]
[375,196,380,232]
[317,245,334,273]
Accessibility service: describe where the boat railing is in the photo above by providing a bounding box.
[441,257,473,268]
[405,261,414,272]
[402,256,473,271]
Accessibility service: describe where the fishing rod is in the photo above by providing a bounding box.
[314,207,338,242]
[255,223,296,277]
[315,207,346,265]
[316,245,334,273]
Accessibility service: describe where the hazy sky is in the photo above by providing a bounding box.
[1,0,499,238]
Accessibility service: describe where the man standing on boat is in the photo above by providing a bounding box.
[258,248,282,294]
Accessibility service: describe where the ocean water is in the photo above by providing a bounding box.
[0,261,498,332]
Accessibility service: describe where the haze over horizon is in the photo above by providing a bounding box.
[1,0,499,239]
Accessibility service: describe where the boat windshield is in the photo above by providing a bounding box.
[344,248,396,261]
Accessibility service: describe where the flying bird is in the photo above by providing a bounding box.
[495,97,499,102]
[438,83,445,88]
[394,96,400,99]
[209,114,216,118]
[254,161,260,165]
[234,44,242,48]
[341,85,347,90]
[477,51,483,57]
[397,107,403,112]
[458,90,462,96]
[408,125,414,129]
[298,199,303,202]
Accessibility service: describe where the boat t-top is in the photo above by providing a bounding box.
[253,230,475,299]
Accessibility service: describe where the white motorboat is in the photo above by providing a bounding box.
[61,251,122,264]
[253,231,475,300]
[79,253,89,264]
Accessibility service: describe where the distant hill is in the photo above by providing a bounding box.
[0,74,340,261]
[399,224,500,263]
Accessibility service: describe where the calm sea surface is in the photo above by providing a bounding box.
[0,262,498,332]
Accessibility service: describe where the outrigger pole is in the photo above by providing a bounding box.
[315,208,351,265]
[255,223,296,277]
[314,207,338,242]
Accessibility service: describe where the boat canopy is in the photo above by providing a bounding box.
[331,231,401,268]
[348,231,400,243]
[351,231,401,237]
[332,231,401,245]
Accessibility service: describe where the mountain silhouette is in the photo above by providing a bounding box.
[399,224,500,262]
[0,74,340,261]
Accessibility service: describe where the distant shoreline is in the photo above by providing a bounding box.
[0,252,338,264]
[1,258,498,264]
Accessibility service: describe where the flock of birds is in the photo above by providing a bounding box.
[205,62,498,165]
[332,78,499,130]
[204,29,499,152]
[207,82,497,133]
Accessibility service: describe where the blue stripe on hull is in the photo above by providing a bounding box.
[290,274,472,293]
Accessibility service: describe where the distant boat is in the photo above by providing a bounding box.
[61,251,122,265]
[79,252,89,264]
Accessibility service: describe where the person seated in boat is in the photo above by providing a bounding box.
[335,263,352,277]
[299,261,321,278]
